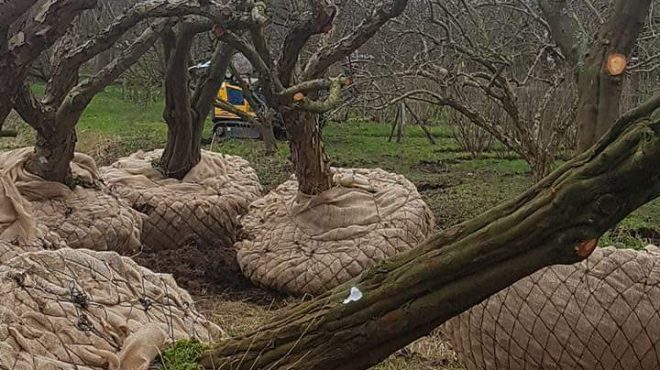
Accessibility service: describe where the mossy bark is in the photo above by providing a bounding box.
[201,104,660,370]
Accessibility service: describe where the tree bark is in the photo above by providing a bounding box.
[284,109,333,195]
[201,94,660,370]
[0,0,97,125]
[160,25,233,179]
[259,116,278,155]
[13,20,168,183]
[26,126,77,184]
[541,0,651,153]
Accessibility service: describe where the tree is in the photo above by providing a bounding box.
[159,20,235,179]
[541,0,653,152]
[0,0,96,128]
[198,91,660,370]
[367,0,576,179]
[6,0,253,183]
[221,0,409,195]
[15,19,172,183]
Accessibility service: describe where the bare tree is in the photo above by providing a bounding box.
[158,20,237,179]
[5,0,253,183]
[220,0,408,195]
[0,0,96,127]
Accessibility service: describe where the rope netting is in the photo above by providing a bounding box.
[0,248,223,370]
[237,168,436,295]
[442,245,660,370]
[100,149,261,251]
[0,148,143,255]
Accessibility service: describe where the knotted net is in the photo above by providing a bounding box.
[442,246,660,370]
[0,148,142,255]
[0,248,223,370]
[100,149,261,251]
[236,168,435,295]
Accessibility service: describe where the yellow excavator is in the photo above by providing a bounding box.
[212,81,287,140]
[212,81,262,139]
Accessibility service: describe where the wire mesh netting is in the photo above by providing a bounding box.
[0,147,143,255]
[237,168,436,295]
[0,248,222,370]
[442,245,660,370]
[101,149,262,251]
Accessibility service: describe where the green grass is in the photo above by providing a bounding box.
[5,86,658,246]
[160,340,204,370]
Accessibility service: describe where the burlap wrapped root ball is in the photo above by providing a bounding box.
[237,168,436,295]
[0,248,223,370]
[100,149,262,251]
[0,148,143,255]
[442,246,660,370]
[0,171,67,263]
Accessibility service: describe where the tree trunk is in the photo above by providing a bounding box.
[259,117,278,156]
[27,126,77,184]
[284,110,332,195]
[573,0,651,152]
[160,28,232,179]
[201,97,660,370]
[0,59,21,125]
[160,27,196,180]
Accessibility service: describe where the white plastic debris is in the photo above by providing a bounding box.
[343,287,363,304]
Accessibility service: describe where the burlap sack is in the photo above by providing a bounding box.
[0,247,223,370]
[0,173,65,263]
[236,168,436,295]
[0,148,143,255]
[100,149,262,251]
[442,246,660,370]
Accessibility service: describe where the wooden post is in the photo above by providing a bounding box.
[396,101,405,143]
[388,105,400,142]
[404,102,436,145]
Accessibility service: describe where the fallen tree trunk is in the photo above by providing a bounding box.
[200,94,660,370]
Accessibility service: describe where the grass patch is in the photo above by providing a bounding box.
[160,340,204,370]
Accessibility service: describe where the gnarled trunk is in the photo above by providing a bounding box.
[27,126,77,183]
[161,111,199,180]
[201,96,660,370]
[160,27,232,179]
[284,110,332,195]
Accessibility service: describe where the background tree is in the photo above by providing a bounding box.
[353,0,657,179]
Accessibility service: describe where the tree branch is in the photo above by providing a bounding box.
[57,19,173,129]
[277,0,337,86]
[192,42,234,121]
[293,77,345,113]
[539,0,579,65]
[303,0,408,80]
[0,0,40,28]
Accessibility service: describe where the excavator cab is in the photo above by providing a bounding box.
[212,81,262,139]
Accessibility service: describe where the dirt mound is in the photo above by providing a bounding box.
[236,168,436,295]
